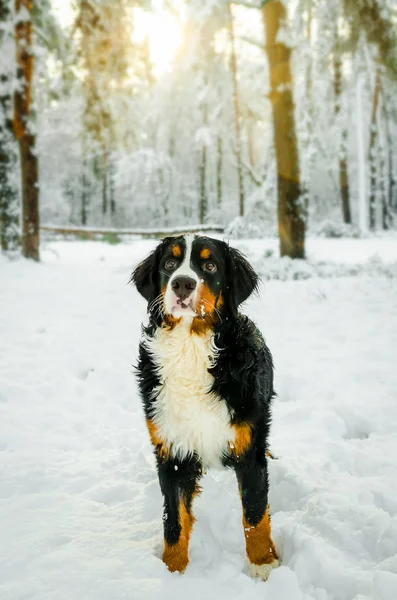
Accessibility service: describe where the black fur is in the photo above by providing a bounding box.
[133,236,276,563]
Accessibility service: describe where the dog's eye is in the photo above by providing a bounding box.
[164,259,177,270]
[203,262,217,273]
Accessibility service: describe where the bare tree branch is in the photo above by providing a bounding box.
[242,158,265,187]
[240,35,264,49]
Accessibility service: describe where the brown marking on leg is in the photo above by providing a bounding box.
[146,419,169,460]
[200,248,211,259]
[243,507,278,566]
[229,422,252,457]
[172,244,182,257]
[163,498,195,573]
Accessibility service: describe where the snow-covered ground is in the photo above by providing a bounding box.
[1,238,397,600]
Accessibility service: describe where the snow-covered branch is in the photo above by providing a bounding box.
[231,1,262,9]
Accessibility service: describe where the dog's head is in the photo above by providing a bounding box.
[131,235,259,324]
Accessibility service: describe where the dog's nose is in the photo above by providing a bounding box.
[171,276,197,301]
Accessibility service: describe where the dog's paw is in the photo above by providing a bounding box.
[249,559,280,581]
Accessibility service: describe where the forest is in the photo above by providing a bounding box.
[2,2,397,598]
[1,0,397,262]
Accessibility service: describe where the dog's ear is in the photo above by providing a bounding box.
[226,246,259,317]
[131,239,171,304]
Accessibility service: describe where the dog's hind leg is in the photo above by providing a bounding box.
[235,458,279,580]
[157,454,202,573]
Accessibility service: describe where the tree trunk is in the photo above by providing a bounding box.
[198,66,208,225]
[333,36,352,224]
[262,0,305,258]
[13,0,39,260]
[228,2,245,217]
[81,154,88,225]
[101,145,108,216]
[19,132,39,257]
[368,68,381,230]
[0,0,20,252]
[199,144,207,224]
[217,136,223,208]
[384,97,395,223]
[109,153,115,215]
[380,148,388,230]
[339,148,351,224]
[356,71,367,233]
[247,116,255,171]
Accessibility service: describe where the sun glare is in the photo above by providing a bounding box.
[52,0,75,28]
[133,8,183,77]
[51,0,182,79]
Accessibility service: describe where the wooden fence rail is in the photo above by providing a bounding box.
[40,224,224,240]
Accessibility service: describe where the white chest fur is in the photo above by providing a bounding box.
[145,320,235,467]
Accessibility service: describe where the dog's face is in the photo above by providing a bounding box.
[132,235,259,323]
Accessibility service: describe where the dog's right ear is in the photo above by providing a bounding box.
[131,238,173,304]
[131,250,158,303]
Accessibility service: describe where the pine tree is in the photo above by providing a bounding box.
[0,0,20,253]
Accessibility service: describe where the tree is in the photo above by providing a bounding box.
[342,0,397,230]
[333,17,352,224]
[228,2,245,217]
[262,0,305,258]
[368,67,381,230]
[76,0,134,225]
[14,0,39,260]
[0,0,20,253]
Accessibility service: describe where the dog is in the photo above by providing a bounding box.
[132,234,279,579]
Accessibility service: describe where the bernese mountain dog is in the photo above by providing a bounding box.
[132,234,279,580]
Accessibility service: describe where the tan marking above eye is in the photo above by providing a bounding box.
[200,248,211,259]
[172,245,182,257]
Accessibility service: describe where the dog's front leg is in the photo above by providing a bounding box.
[157,455,202,573]
[235,457,279,580]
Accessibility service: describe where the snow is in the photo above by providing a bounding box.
[1,237,397,600]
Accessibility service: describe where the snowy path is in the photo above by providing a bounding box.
[1,240,397,600]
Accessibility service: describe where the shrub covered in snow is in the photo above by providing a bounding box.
[255,255,397,281]
[315,219,361,239]
[225,216,268,239]
[225,187,277,239]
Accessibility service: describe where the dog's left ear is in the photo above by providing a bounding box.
[131,239,171,304]
[226,246,259,317]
